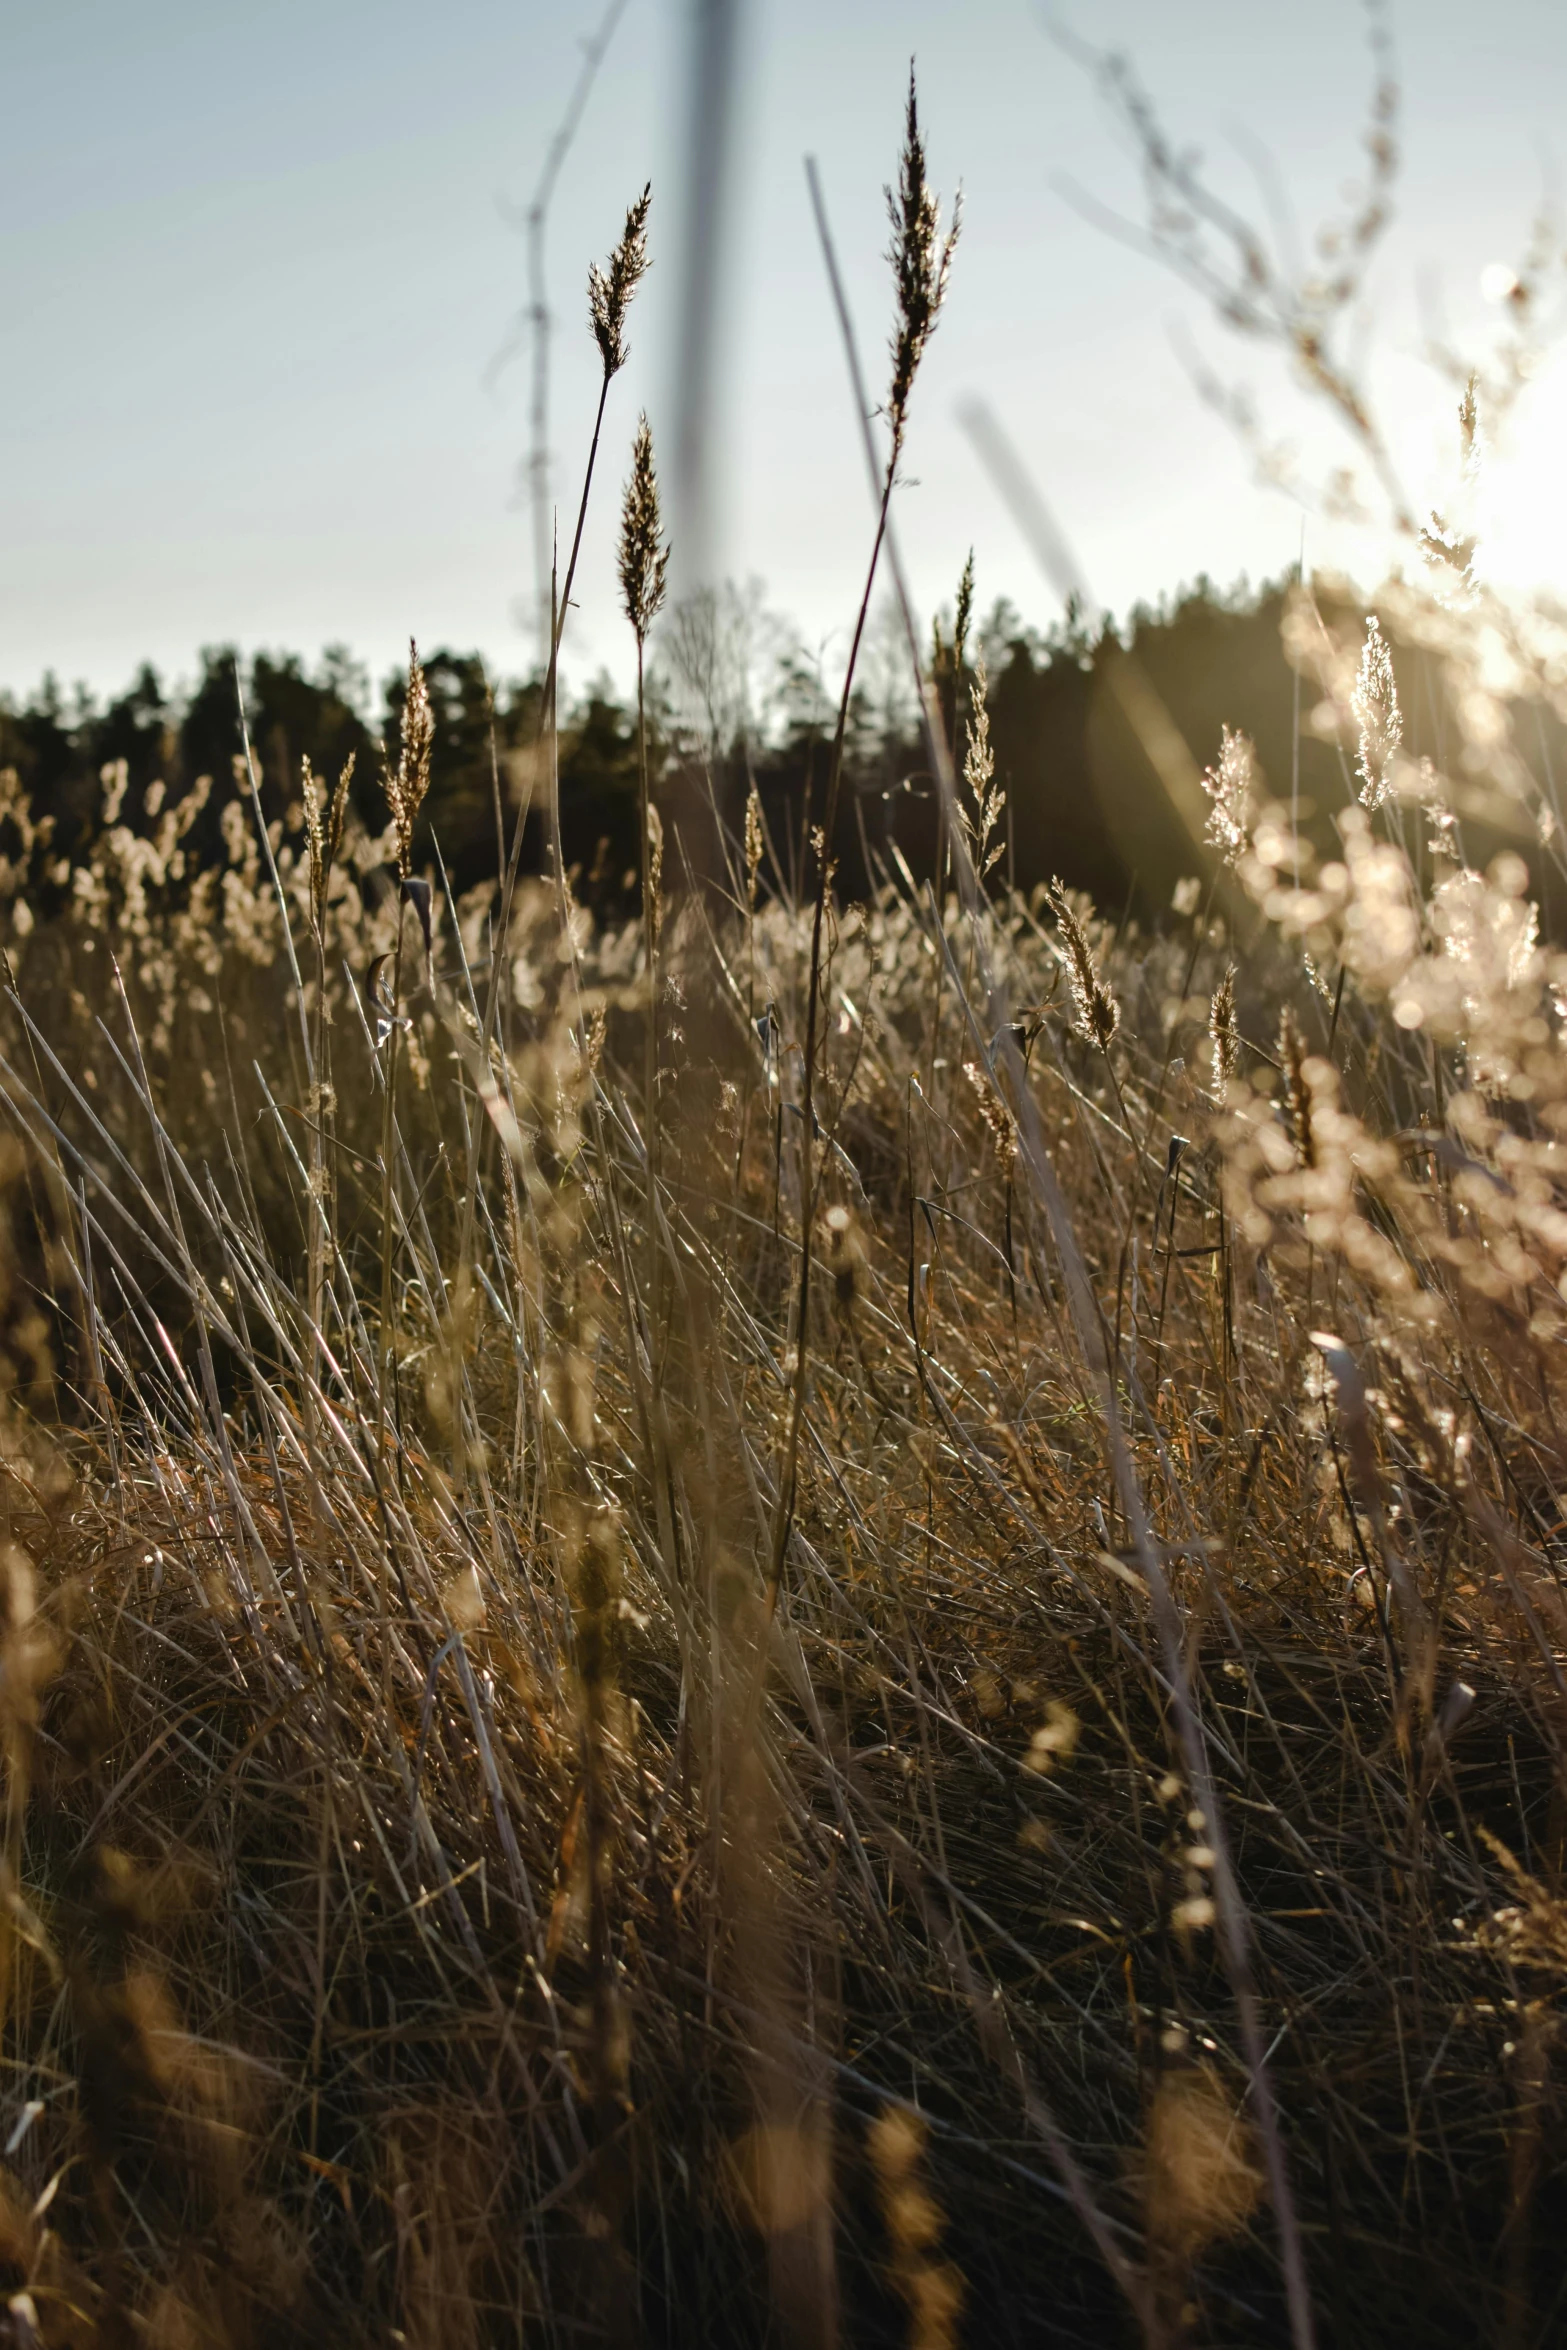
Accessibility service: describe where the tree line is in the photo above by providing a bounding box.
[3,573,1553,928]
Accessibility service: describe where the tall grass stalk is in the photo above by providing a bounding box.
[766,69,959,1618]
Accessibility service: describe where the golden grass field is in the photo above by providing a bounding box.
[0,60,1565,2350]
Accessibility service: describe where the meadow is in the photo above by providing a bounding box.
[0,61,1563,2350]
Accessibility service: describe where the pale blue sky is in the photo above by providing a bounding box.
[4,0,1566,708]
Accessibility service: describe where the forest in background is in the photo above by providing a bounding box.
[11,570,1540,932]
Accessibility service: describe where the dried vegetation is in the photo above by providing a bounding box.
[0,50,1563,2350]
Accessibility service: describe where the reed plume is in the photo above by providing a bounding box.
[953,545,975,673]
[960,650,1004,881]
[1201,725,1256,867]
[886,66,961,455]
[302,751,354,932]
[618,412,670,644]
[1046,876,1121,1053]
[589,182,652,380]
[386,641,434,881]
[1354,611,1403,808]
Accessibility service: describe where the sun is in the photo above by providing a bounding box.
[1471,345,1567,601]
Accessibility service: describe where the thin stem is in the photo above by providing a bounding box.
[523,0,631,667]
[487,369,614,1053]
[636,635,660,1323]
[763,467,895,1614]
[377,920,406,1460]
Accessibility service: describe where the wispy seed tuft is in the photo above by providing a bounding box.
[960,654,1005,881]
[385,643,433,882]
[1046,877,1120,1053]
[618,414,670,645]
[589,184,652,380]
[953,547,975,674]
[886,67,961,452]
[1353,612,1402,808]
[1201,725,1257,867]
[303,751,354,930]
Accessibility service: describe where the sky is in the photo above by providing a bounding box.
[4,0,1567,715]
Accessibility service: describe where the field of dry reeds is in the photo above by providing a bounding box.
[0,56,1565,2350]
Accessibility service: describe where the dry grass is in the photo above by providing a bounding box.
[0,63,1565,2350]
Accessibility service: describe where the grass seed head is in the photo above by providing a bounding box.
[1354,611,1402,808]
[1046,876,1120,1053]
[744,783,764,910]
[618,413,670,645]
[303,751,355,927]
[963,1056,1015,1168]
[953,547,975,674]
[1212,723,1259,874]
[886,67,961,451]
[869,2105,964,2349]
[1201,725,1256,867]
[1144,2067,1263,2265]
[1278,1002,1315,1168]
[385,642,433,882]
[960,651,1005,880]
[589,183,652,379]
